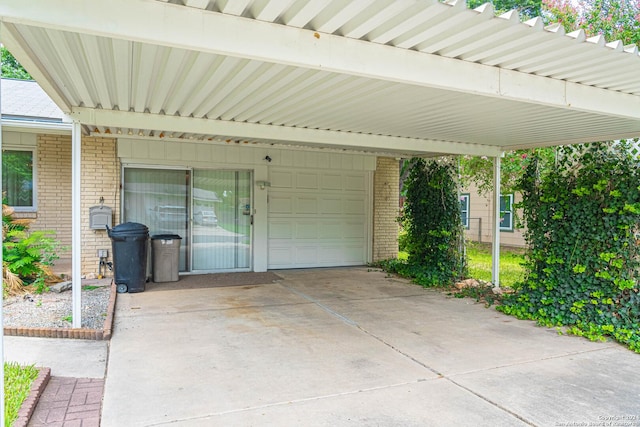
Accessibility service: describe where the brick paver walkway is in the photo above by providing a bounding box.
[27,377,104,427]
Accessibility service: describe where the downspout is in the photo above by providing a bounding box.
[492,155,502,288]
[72,120,82,327]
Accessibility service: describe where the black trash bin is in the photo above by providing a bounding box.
[107,222,149,293]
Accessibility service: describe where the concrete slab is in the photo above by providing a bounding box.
[453,346,640,426]
[317,292,615,376]
[4,336,108,378]
[101,267,640,426]
[168,380,530,427]
[103,288,438,426]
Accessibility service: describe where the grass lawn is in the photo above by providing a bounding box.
[399,242,526,289]
[4,362,38,427]
[466,242,525,288]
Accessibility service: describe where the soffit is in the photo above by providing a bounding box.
[0,0,639,157]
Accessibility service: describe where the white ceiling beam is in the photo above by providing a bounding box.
[69,106,503,157]
[1,0,638,120]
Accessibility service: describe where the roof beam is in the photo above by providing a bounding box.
[70,107,502,157]
[1,0,638,120]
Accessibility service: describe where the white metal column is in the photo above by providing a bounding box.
[72,120,82,327]
[491,155,501,288]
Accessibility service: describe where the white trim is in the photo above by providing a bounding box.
[72,107,502,157]
[1,118,72,134]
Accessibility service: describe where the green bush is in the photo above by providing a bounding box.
[391,158,466,287]
[499,142,640,352]
[2,204,63,294]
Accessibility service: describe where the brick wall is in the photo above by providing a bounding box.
[34,134,73,265]
[372,157,399,261]
[31,135,120,276]
[81,137,120,275]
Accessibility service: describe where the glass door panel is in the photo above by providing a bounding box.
[192,170,251,271]
[122,168,190,271]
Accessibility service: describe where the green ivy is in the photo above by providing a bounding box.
[499,141,640,352]
[389,158,466,287]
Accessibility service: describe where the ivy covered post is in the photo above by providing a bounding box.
[396,158,466,287]
[500,141,640,352]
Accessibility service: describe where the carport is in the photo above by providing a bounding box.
[0,2,639,412]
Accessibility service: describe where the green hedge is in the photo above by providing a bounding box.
[391,158,466,287]
[499,142,640,352]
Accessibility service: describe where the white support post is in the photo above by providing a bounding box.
[491,155,502,288]
[0,30,6,427]
[72,120,82,328]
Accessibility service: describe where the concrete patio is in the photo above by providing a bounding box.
[102,267,640,426]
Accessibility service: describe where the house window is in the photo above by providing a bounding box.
[2,148,36,211]
[460,194,470,229]
[500,194,513,231]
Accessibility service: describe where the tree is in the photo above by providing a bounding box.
[459,148,556,195]
[467,0,543,19]
[543,0,640,46]
[1,47,32,80]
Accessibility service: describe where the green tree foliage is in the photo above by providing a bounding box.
[543,0,640,46]
[499,142,640,352]
[384,158,467,287]
[1,47,32,80]
[467,0,543,19]
[459,148,556,195]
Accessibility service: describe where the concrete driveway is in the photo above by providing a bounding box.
[102,268,640,426]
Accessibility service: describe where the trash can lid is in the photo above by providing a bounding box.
[108,222,149,238]
[151,234,182,240]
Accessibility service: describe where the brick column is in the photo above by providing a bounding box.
[372,157,399,261]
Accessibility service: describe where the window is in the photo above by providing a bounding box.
[500,194,513,231]
[460,194,470,229]
[2,148,36,211]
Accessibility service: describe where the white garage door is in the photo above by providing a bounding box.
[268,168,370,269]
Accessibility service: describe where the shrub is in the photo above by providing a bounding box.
[392,158,466,287]
[2,204,63,294]
[499,141,640,352]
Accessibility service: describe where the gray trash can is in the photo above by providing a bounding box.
[151,234,182,283]
[107,222,149,293]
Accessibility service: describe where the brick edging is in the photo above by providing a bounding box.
[13,367,51,427]
[3,281,117,340]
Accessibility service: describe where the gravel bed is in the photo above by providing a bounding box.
[3,281,112,330]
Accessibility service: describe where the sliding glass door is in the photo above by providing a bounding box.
[192,170,251,271]
[122,167,251,273]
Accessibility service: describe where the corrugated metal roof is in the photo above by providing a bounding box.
[0,0,638,156]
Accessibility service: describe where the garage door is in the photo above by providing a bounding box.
[268,168,370,269]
